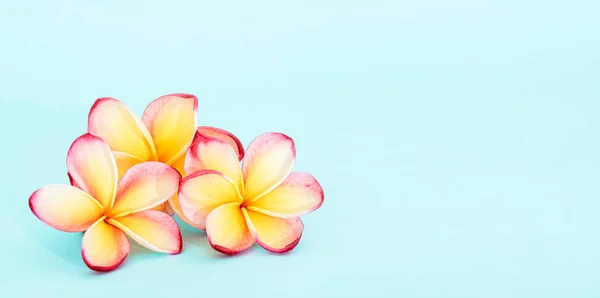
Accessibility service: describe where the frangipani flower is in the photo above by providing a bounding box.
[30,134,182,272]
[178,131,324,254]
[168,126,245,228]
[80,94,244,215]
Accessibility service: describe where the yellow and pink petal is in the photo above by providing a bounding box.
[197,126,245,161]
[108,210,182,254]
[242,132,296,203]
[178,170,243,229]
[246,172,324,218]
[81,218,130,272]
[67,172,80,189]
[29,184,104,232]
[66,133,118,210]
[242,209,303,253]
[205,203,254,255]
[107,161,181,218]
[184,130,244,191]
[142,94,198,165]
[88,97,157,164]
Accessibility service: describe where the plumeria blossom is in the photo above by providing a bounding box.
[78,93,243,215]
[168,126,245,227]
[178,131,324,254]
[30,134,182,272]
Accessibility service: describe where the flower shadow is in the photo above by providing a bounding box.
[124,241,176,270]
[28,219,179,271]
[29,225,87,268]
[28,214,251,272]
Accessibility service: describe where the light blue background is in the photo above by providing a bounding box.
[1,0,599,297]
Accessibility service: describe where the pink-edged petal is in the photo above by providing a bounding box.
[178,170,243,229]
[66,134,118,210]
[247,172,324,218]
[206,203,254,255]
[107,210,182,254]
[88,97,156,163]
[242,133,296,203]
[242,208,303,253]
[142,93,198,165]
[67,172,80,189]
[184,130,243,191]
[107,162,181,218]
[81,218,130,272]
[29,184,104,232]
[197,126,245,161]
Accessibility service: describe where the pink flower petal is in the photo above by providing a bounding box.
[66,134,118,210]
[197,126,245,161]
[142,93,198,165]
[241,133,296,203]
[242,208,303,253]
[206,203,254,255]
[184,130,243,191]
[88,97,156,164]
[29,184,104,232]
[82,218,130,272]
[177,170,243,229]
[67,172,80,189]
[246,172,324,218]
[107,210,182,254]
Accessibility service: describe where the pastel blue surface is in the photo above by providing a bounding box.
[1,0,600,297]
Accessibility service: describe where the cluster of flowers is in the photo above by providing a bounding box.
[29,94,324,272]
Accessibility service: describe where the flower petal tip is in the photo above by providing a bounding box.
[82,250,127,272]
[167,225,183,255]
[87,97,127,133]
[262,235,301,254]
[209,242,245,256]
[156,93,199,115]
[163,93,198,100]
[69,133,104,147]
[255,227,302,254]
[89,96,120,112]
[247,172,324,218]
[197,126,245,161]
[256,132,296,157]
[184,131,244,191]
